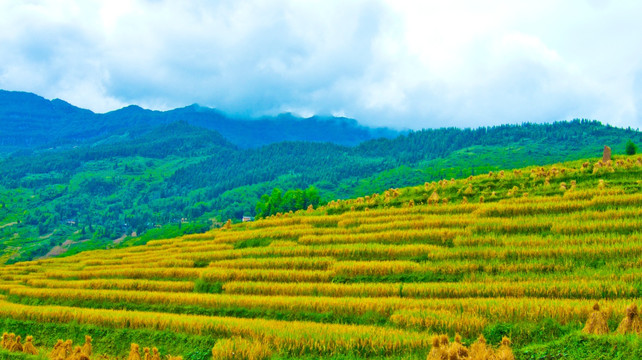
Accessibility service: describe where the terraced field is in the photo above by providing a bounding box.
[1,156,642,359]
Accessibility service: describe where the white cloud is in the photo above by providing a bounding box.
[0,0,641,129]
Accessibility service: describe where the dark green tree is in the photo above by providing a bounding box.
[625,140,637,155]
[255,186,321,218]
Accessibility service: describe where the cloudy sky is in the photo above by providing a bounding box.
[1,0,641,130]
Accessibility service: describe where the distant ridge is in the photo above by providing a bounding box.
[0,89,400,151]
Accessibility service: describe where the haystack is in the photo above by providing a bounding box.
[6,333,15,350]
[1,333,8,349]
[69,346,83,360]
[63,339,74,359]
[494,337,515,360]
[151,347,161,360]
[583,303,610,335]
[426,335,446,360]
[617,303,642,335]
[50,340,64,359]
[144,347,151,360]
[82,335,92,356]
[9,335,23,352]
[603,145,611,162]
[469,334,492,360]
[22,335,38,355]
[440,335,449,347]
[447,334,468,359]
[128,343,142,360]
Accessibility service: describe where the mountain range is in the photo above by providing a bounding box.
[0,90,399,152]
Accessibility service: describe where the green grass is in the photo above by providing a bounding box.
[0,349,47,359]
[517,333,642,360]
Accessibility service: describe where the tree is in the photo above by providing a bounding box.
[255,186,321,218]
[626,140,637,155]
[304,186,320,208]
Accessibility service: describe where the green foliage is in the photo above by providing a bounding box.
[484,322,514,345]
[518,332,642,360]
[483,319,574,348]
[125,222,211,247]
[0,349,46,359]
[193,280,223,294]
[255,186,320,218]
[626,139,637,155]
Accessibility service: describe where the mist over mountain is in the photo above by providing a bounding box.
[0,90,400,152]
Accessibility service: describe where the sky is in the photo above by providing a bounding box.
[1,0,641,130]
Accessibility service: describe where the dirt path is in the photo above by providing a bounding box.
[0,222,16,229]
[41,245,67,258]
[39,239,89,259]
[113,234,127,245]
[39,231,55,239]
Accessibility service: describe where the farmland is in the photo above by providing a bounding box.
[0,155,641,359]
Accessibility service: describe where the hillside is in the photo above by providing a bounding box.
[0,155,641,359]
[1,115,641,263]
